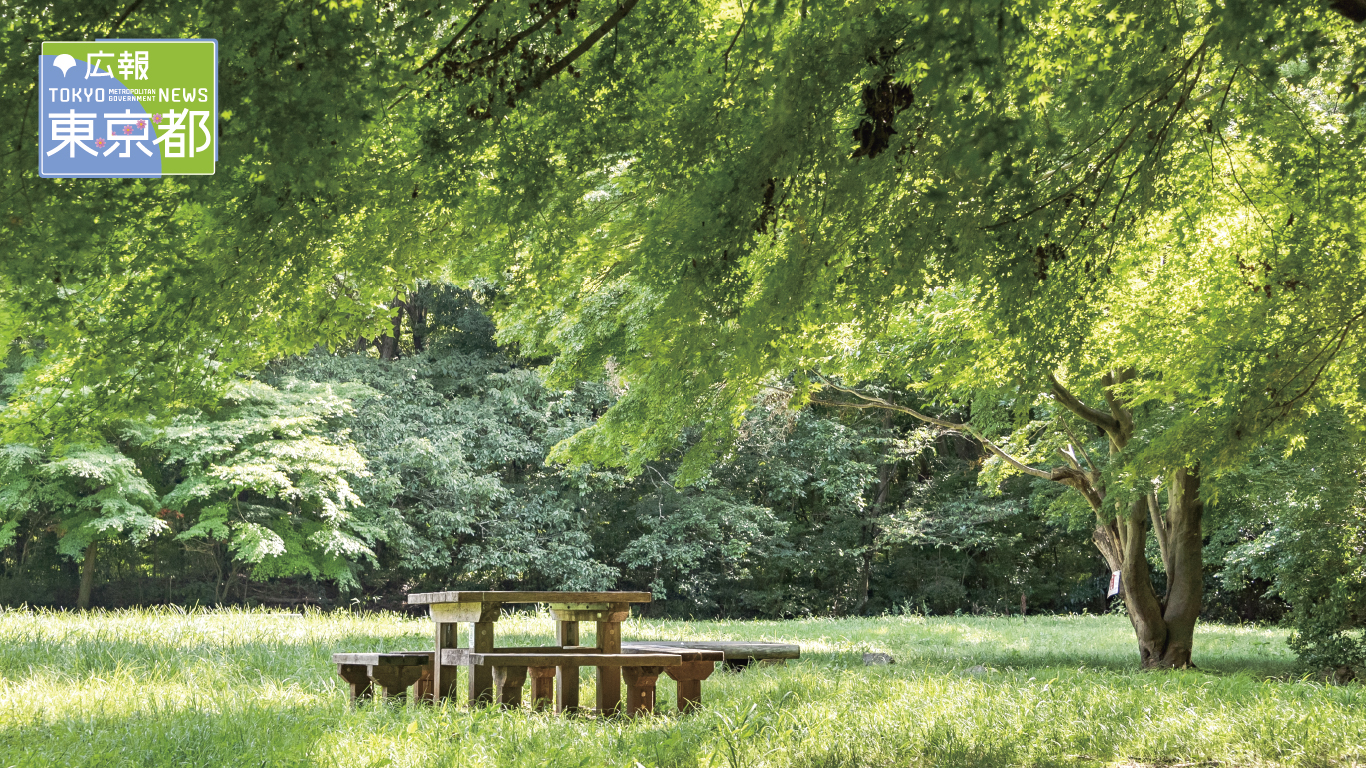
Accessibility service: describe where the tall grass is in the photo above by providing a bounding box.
[0,606,1359,767]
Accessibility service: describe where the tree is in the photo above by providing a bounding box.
[139,380,375,602]
[0,442,161,608]
[418,1,1366,667]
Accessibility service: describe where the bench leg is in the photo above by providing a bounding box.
[529,667,556,711]
[338,663,373,702]
[555,621,580,714]
[595,620,622,715]
[414,665,434,702]
[665,660,716,713]
[370,663,427,700]
[492,665,527,709]
[622,666,663,717]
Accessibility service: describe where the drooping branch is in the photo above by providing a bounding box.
[812,376,1055,482]
[808,376,1111,513]
[464,0,577,72]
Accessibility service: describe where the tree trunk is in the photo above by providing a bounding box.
[77,542,97,610]
[406,295,428,352]
[1110,467,1203,669]
[854,432,897,615]
[376,308,402,360]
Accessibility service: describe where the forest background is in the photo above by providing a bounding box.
[2,0,1366,678]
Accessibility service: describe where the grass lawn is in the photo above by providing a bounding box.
[0,607,1360,767]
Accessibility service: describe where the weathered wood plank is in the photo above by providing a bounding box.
[331,652,430,666]
[433,622,459,704]
[621,644,725,662]
[595,620,623,715]
[468,620,495,707]
[547,602,630,622]
[622,641,800,660]
[556,620,580,715]
[407,591,652,605]
[440,650,682,667]
[429,602,503,623]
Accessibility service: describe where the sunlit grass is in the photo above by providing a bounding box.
[0,607,1359,767]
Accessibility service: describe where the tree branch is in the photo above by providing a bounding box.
[463,0,576,72]
[512,0,639,102]
[1147,490,1172,576]
[1048,373,1120,434]
[414,0,496,77]
[1058,416,1099,470]
[811,376,1056,481]
[1101,368,1136,438]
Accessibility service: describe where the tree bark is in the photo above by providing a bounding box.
[406,295,428,352]
[854,458,896,615]
[1106,469,1203,669]
[375,307,402,360]
[77,542,97,610]
[1048,373,1203,669]
[1155,467,1204,668]
[374,294,409,360]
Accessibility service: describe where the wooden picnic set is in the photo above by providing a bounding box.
[332,590,799,716]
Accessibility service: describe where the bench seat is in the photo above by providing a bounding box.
[332,651,431,702]
[623,641,800,670]
[621,644,725,711]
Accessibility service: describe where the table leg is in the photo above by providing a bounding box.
[467,620,495,707]
[432,621,460,704]
[595,620,622,715]
[555,620,580,714]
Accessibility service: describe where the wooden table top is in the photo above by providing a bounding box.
[407,590,653,605]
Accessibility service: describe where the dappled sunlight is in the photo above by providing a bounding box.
[0,608,1351,766]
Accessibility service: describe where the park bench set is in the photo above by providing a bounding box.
[332,590,799,716]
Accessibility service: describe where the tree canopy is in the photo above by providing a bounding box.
[4,0,1366,665]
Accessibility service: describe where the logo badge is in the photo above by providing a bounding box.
[39,39,218,178]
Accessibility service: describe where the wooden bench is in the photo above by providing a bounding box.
[332,652,431,702]
[623,641,800,671]
[624,644,724,712]
[441,649,682,715]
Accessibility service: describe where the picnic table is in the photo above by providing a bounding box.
[406,590,662,715]
[331,590,801,716]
